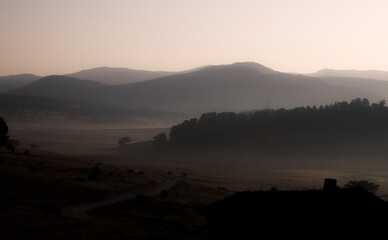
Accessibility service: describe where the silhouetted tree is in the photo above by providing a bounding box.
[160,189,168,198]
[0,116,9,147]
[153,132,167,146]
[118,136,131,148]
[344,180,379,194]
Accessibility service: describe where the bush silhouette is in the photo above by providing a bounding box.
[88,165,101,180]
[160,190,168,198]
[118,136,131,148]
[6,144,14,153]
[135,194,146,204]
[153,133,167,146]
[0,116,9,147]
[344,180,379,194]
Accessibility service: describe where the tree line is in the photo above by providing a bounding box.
[169,98,388,146]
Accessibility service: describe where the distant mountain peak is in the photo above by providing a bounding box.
[66,67,176,85]
[0,73,41,92]
[312,69,388,81]
[196,62,275,75]
[7,64,387,114]
[231,62,275,73]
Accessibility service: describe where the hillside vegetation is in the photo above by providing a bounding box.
[170,98,388,146]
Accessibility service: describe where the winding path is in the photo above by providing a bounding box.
[62,177,176,219]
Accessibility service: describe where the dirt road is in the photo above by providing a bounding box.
[61,176,176,219]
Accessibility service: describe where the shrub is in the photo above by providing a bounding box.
[135,194,146,204]
[160,190,168,198]
[6,144,14,153]
[344,180,379,194]
[0,116,8,147]
[88,165,101,180]
[153,133,167,146]
[118,136,131,148]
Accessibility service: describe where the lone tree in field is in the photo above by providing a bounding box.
[0,116,9,147]
[118,136,131,148]
[153,133,167,146]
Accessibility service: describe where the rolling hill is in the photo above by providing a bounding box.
[8,75,108,102]
[105,62,384,113]
[7,62,386,114]
[310,69,388,81]
[320,76,388,99]
[0,93,186,127]
[0,74,41,92]
[66,67,176,85]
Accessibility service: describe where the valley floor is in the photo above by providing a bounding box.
[2,127,388,238]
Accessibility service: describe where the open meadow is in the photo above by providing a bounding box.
[8,125,388,200]
[3,124,388,238]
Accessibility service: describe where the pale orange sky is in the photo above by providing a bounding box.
[1,0,388,76]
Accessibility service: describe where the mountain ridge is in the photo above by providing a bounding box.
[310,69,388,81]
[66,66,176,85]
[7,62,385,114]
[0,74,41,92]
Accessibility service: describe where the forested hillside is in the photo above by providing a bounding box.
[170,98,388,146]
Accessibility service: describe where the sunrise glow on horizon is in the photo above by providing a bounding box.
[1,0,388,76]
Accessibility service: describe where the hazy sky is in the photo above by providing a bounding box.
[1,0,388,76]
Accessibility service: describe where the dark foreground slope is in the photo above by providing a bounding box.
[204,180,388,238]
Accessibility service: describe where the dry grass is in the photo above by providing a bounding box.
[2,126,388,238]
[0,149,165,240]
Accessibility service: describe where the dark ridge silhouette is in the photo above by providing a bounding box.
[203,178,388,237]
[0,74,41,92]
[66,66,176,85]
[169,98,388,146]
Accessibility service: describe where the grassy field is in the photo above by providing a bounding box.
[0,149,229,239]
[8,127,388,199]
[102,141,388,199]
[9,127,169,155]
[2,126,388,238]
